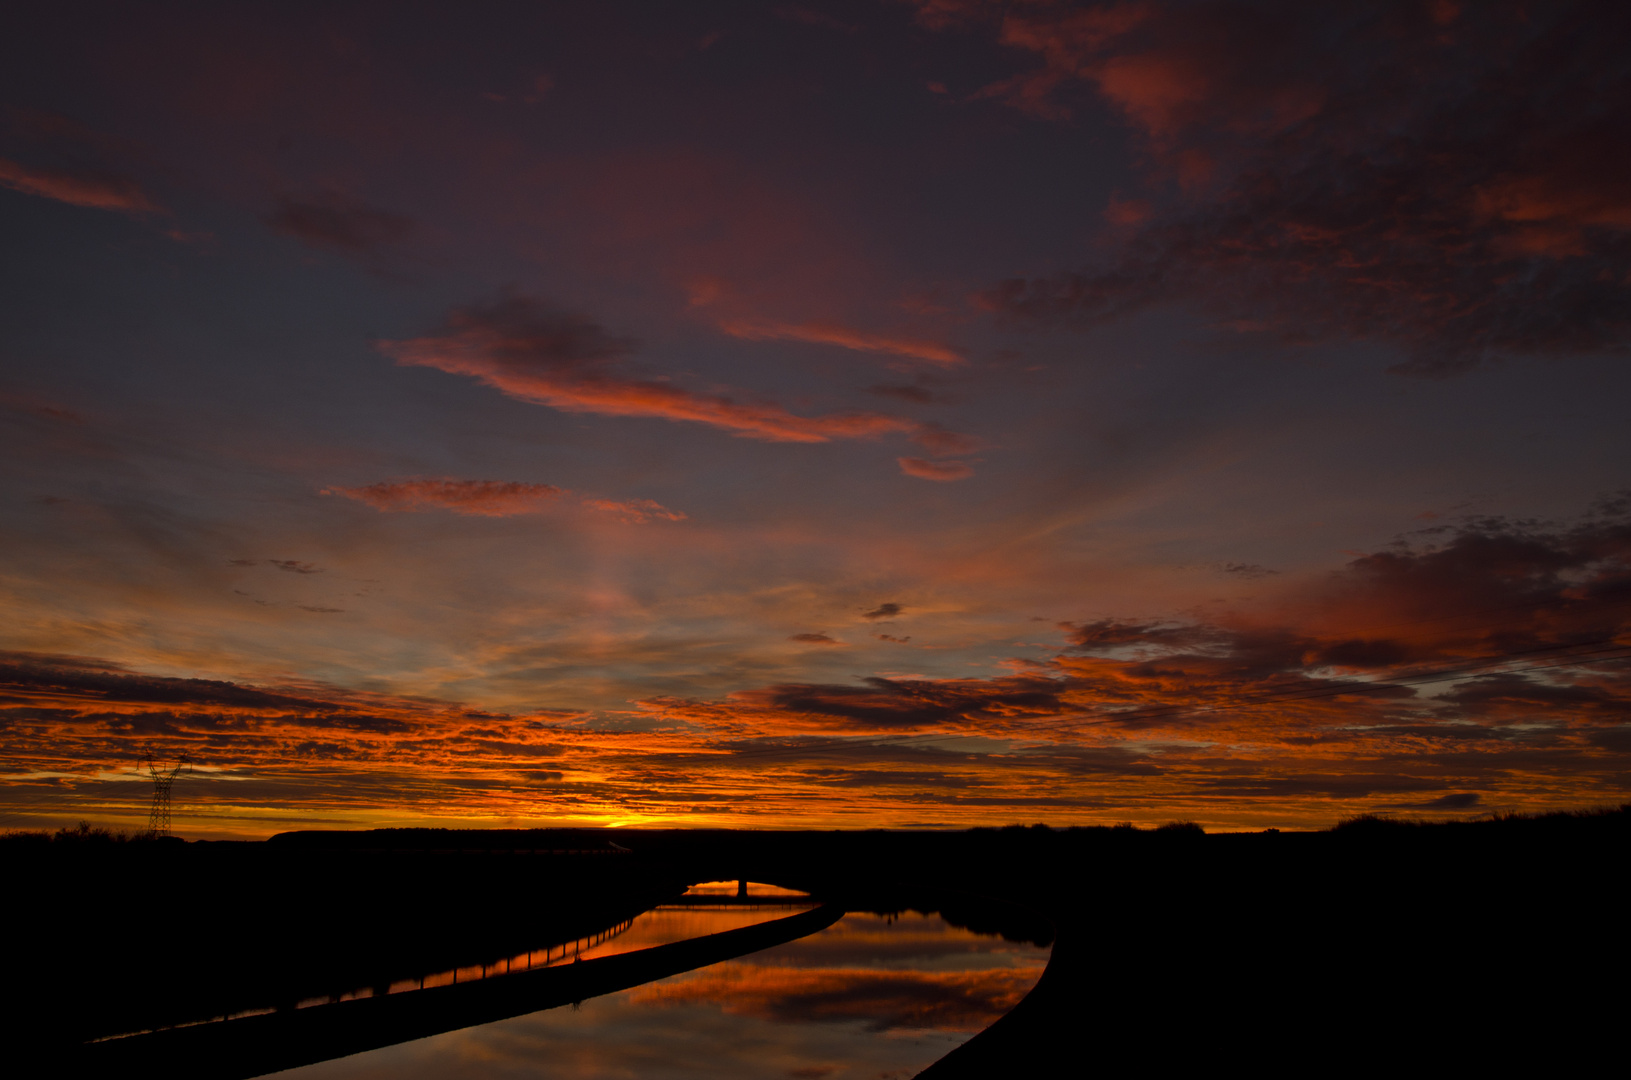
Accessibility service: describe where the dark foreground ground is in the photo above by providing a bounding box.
[4,807,1627,1075]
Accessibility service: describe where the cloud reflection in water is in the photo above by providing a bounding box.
[278,912,1047,1079]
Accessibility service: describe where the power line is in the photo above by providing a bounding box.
[144,752,191,837]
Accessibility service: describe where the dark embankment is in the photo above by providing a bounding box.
[602,810,1630,1074]
[2,828,682,1047]
[914,809,1628,1076]
[8,808,1626,1076]
[76,903,845,1080]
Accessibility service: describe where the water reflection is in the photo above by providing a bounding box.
[297,884,811,1013]
[276,911,1048,1079]
[683,880,812,898]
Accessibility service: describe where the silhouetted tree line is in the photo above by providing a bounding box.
[0,820,183,846]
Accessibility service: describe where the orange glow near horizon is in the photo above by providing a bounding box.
[3,2,1629,836]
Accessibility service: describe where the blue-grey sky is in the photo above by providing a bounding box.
[4,1,1629,835]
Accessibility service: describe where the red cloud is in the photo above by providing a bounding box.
[1092,51,1212,138]
[943,1,1631,376]
[380,298,923,444]
[325,478,564,516]
[0,158,157,213]
[898,457,975,481]
[718,318,966,366]
[581,498,687,524]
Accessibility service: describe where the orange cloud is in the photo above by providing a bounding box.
[326,479,685,523]
[9,511,1626,835]
[0,157,158,213]
[898,457,975,481]
[581,498,687,524]
[717,318,966,366]
[380,298,922,444]
[324,478,564,516]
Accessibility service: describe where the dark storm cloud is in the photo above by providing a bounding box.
[939,0,1631,375]
[1390,792,1483,810]
[764,675,1069,729]
[1191,775,1452,798]
[1585,726,1631,752]
[1037,746,1162,776]
[1070,505,1631,673]
[0,655,350,713]
[862,602,903,620]
[0,650,128,672]
[1219,562,1276,579]
[790,632,843,645]
[267,560,322,574]
[469,740,566,757]
[794,767,990,790]
[3,703,411,738]
[264,193,413,253]
[1434,672,1631,723]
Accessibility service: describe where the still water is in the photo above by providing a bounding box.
[275,889,1048,1080]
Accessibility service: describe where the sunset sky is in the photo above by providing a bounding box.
[3,0,1629,835]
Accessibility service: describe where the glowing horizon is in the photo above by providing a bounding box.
[3,1,1629,836]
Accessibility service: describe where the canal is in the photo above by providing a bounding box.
[275,883,1049,1079]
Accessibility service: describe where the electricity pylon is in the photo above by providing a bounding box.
[144,753,191,837]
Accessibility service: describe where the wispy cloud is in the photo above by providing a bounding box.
[581,498,687,524]
[325,478,564,516]
[324,477,685,523]
[718,318,966,366]
[898,457,975,481]
[267,560,323,575]
[380,298,926,444]
[0,157,157,213]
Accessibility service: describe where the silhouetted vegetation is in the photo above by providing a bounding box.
[11,805,1628,1077]
[6,836,684,1048]
[0,820,171,846]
